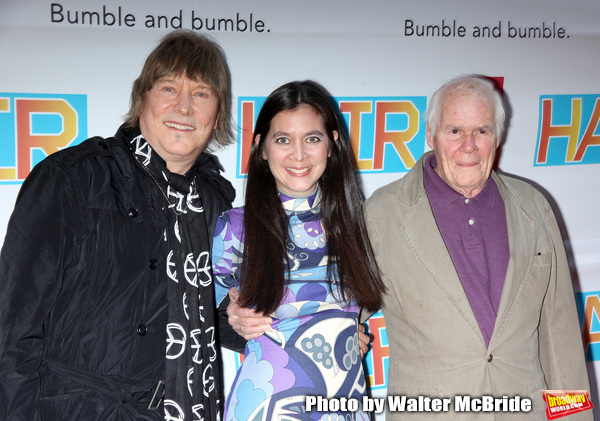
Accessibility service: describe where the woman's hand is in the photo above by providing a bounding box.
[358,323,371,358]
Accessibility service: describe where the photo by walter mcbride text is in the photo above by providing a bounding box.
[306,395,533,414]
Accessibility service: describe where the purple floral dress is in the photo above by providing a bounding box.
[212,188,369,421]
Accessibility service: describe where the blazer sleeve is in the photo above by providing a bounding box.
[0,158,78,420]
[538,200,591,397]
[360,204,381,323]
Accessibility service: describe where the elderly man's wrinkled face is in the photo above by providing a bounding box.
[139,74,219,175]
[426,90,500,198]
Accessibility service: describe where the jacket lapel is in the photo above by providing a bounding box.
[401,154,485,344]
[489,172,537,347]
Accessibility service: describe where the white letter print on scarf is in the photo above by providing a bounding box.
[164,178,219,420]
[130,132,220,419]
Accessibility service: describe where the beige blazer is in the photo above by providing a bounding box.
[364,152,591,420]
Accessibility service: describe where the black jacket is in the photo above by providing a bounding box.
[0,124,242,420]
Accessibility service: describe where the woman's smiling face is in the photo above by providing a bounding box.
[258,105,336,197]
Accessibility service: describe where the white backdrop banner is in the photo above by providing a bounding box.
[1,0,599,419]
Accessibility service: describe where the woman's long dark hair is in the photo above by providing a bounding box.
[239,80,386,315]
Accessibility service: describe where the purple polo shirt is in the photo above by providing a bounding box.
[423,154,509,347]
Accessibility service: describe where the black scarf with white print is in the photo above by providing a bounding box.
[129,129,220,421]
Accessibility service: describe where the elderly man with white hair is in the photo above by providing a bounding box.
[364,74,591,420]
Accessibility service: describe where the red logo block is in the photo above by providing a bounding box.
[542,390,593,419]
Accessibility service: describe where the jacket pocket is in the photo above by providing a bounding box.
[529,379,549,416]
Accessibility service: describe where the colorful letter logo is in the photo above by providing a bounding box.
[364,311,389,389]
[0,93,87,184]
[577,291,600,361]
[237,96,427,177]
[534,94,600,166]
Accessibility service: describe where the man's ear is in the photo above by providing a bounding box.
[495,134,502,148]
[425,123,435,149]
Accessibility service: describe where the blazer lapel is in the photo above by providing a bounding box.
[401,171,485,344]
[489,172,536,347]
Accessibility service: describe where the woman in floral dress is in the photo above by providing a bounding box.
[212,80,385,421]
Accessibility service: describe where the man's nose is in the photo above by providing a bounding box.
[461,132,477,152]
[174,92,193,116]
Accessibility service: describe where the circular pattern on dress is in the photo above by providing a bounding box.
[301,333,333,369]
[343,333,359,370]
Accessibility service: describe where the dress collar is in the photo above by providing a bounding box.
[279,186,322,213]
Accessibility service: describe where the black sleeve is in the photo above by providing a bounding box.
[215,294,247,354]
[0,157,78,420]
